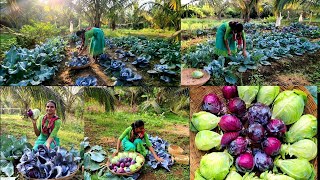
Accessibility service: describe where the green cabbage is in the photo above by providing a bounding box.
[194,168,206,180]
[242,172,260,180]
[257,86,280,106]
[281,139,317,161]
[225,168,242,180]
[195,130,222,151]
[32,109,41,119]
[271,90,307,125]
[274,158,315,180]
[200,151,233,180]
[191,111,220,131]
[238,86,260,107]
[260,171,295,180]
[285,114,317,143]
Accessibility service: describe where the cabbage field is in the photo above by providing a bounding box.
[182,22,320,86]
[0,35,180,86]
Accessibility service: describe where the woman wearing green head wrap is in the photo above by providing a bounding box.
[76,27,105,61]
[113,120,164,162]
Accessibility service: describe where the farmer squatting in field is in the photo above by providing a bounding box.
[113,120,164,162]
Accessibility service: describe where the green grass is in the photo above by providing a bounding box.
[181,18,236,30]
[84,111,188,138]
[0,33,16,59]
[0,114,84,150]
[103,28,176,38]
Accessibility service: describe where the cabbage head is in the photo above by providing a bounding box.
[191,111,220,131]
[238,86,260,108]
[200,151,233,180]
[257,86,280,106]
[194,168,206,180]
[285,114,317,143]
[225,167,242,180]
[272,90,307,125]
[32,109,41,120]
[195,130,222,151]
[274,158,315,180]
[281,139,317,161]
[260,171,295,180]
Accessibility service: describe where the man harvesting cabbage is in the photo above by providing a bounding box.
[113,120,164,162]
[27,100,61,150]
[76,27,105,62]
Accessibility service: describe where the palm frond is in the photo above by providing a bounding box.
[83,87,116,112]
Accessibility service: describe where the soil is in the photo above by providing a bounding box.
[43,46,114,86]
[257,50,320,85]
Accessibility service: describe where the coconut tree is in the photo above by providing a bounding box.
[1,86,66,120]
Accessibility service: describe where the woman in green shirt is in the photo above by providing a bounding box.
[214,21,247,57]
[29,100,62,150]
[113,120,164,162]
[76,27,105,61]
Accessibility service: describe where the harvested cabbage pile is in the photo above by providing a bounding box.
[192,86,317,180]
[68,55,90,67]
[17,145,80,179]
[109,152,144,174]
[146,135,174,171]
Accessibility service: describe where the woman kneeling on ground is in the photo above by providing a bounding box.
[113,120,164,162]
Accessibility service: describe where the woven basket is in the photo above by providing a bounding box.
[181,68,210,87]
[107,153,145,176]
[22,165,79,180]
[189,86,317,180]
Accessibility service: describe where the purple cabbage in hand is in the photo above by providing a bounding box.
[262,137,281,156]
[222,86,238,99]
[221,131,240,148]
[246,103,271,125]
[219,114,242,132]
[228,97,246,118]
[266,119,287,138]
[236,152,254,173]
[254,150,273,172]
[247,123,266,143]
[202,93,223,115]
[228,136,248,156]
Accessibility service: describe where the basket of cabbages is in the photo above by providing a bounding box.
[190,86,317,180]
[107,152,145,176]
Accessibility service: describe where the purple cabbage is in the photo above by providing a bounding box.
[202,93,223,115]
[219,114,243,132]
[246,103,272,125]
[266,119,287,138]
[247,123,266,143]
[254,150,273,172]
[262,137,281,156]
[228,97,246,118]
[228,136,248,156]
[221,131,240,148]
[236,152,254,173]
[222,86,238,99]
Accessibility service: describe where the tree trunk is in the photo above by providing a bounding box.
[94,0,101,28]
[218,12,222,20]
[276,12,282,27]
[287,11,290,20]
[299,13,303,22]
[78,18,81,30]
[111,20,116,30]
[309,12,312,24]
